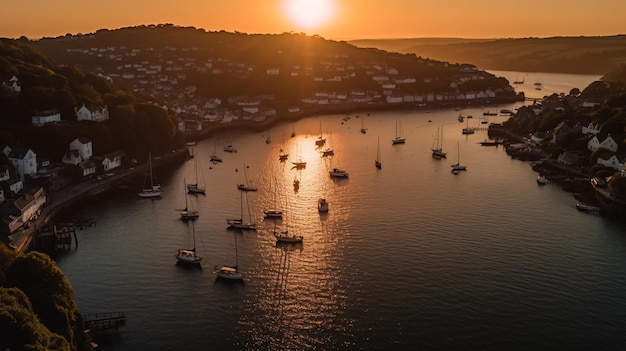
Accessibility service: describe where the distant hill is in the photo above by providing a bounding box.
[350,36,626,76]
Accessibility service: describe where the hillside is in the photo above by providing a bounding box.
[351,36,626,76]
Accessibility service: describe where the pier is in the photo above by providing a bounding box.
[83,312,127,331]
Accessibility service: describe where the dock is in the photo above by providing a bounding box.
[83,312,126,331]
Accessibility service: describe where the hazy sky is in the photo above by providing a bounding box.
[2,0,626,40]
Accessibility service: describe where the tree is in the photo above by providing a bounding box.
[0,287,71,351]
[6,252,79,343]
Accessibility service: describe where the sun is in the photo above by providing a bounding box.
[283,0,336,31]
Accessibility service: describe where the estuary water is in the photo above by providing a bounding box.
[56,72,626,350]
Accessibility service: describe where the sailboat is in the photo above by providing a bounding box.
[329,167,349,178]
[392,120,406,144]
[210,142,223,163]
[237,163,258,191]
[432,126,447,159]
[227,191,256,230]
[264,177,283,218]
[360,116,367,134]
[274,208,303,244]
[375,136,382,169]
[223,140,237,153]
[462,116,475,135]
[291,145,306,169]
[138,152,161,198]
[266,131,271,144]
[317,198,329,212]
[175,221,202,265]
[291,123,296,138]
[214,232,244,281]
[279,133,289,161]
[187,154,206,194]
[451,141,467,173]
[315,121,326,147]
[322,132,334,157]
[180,179,199,221]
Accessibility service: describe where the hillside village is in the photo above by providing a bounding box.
[3,27,626,243]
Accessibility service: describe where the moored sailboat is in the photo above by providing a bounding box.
[432,126,447,159]
[451,141,467,173]
[375,136,382,169]
[227,191,256,230]
[392,120,406,144]
[214,232,244,281]
[175,221,202,265]
[138,152,161,198]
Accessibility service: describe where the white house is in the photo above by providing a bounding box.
[596,152,623,171]
[69,138,93,161]
[32,110,61,126]
[587,134,618,152]
[75,104,110,122]
[5,148,37,180]
[582,122,599,135]
[100,151,124,171]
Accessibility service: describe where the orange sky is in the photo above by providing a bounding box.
[2,0,626,40]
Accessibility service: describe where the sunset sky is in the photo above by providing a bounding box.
[2,0,625,40]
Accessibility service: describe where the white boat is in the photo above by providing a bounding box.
[214,231,244,281]
[180,179,199,221]
[318,198,329,213]
[451,142,467,172]
[185,140,196,146]
[227,191,256,230]
[432,126,447,159]
[392,120,406,144]
[187,154,206,194]
[458,114,464,122]
[329,168,349,178]
[264,177,283,218]
[534,82,542,90]
[236,163,258,191]
[536,175,548,185]
[375,136,382,169]
[175,221,202,265]
[138,152,161,198]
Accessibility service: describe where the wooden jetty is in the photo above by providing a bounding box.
[83,312,126,331]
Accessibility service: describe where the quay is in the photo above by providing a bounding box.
[83,312,127,331]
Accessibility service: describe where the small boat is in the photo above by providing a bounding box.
[214,231,244,281]
[451,142,467,172]
[175,221,202,265]
[187,155,206,194]
[210,142,222,163]
[274,202,302,244]
[186,140,197,146]
[279,149,289,161]
[462,117,474,135]
[236,163,258,191]
[576,203,600,212]
[266,132,271,144]
[500,109,513,115]
[315,121,326,147]
[138,152,162,198]
[264,177,283,218]
[329,168,349,178]
[483,111,498,116]
[536,175,548,185]
[227,191,256,230]
[392,120,406,145]
[291,124,296,138]
[431,126,447,159]
[180,179,199,221]
[223,141,237,153]
[318,198,329,213]
[360,117,367,134]
[458,114,464,122]
[375,136,382,169]
[480,139,500,146]
[534,82,542,90]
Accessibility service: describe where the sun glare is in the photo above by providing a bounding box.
[283,0,336,31]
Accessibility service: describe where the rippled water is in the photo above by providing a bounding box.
[56,74,626,350]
